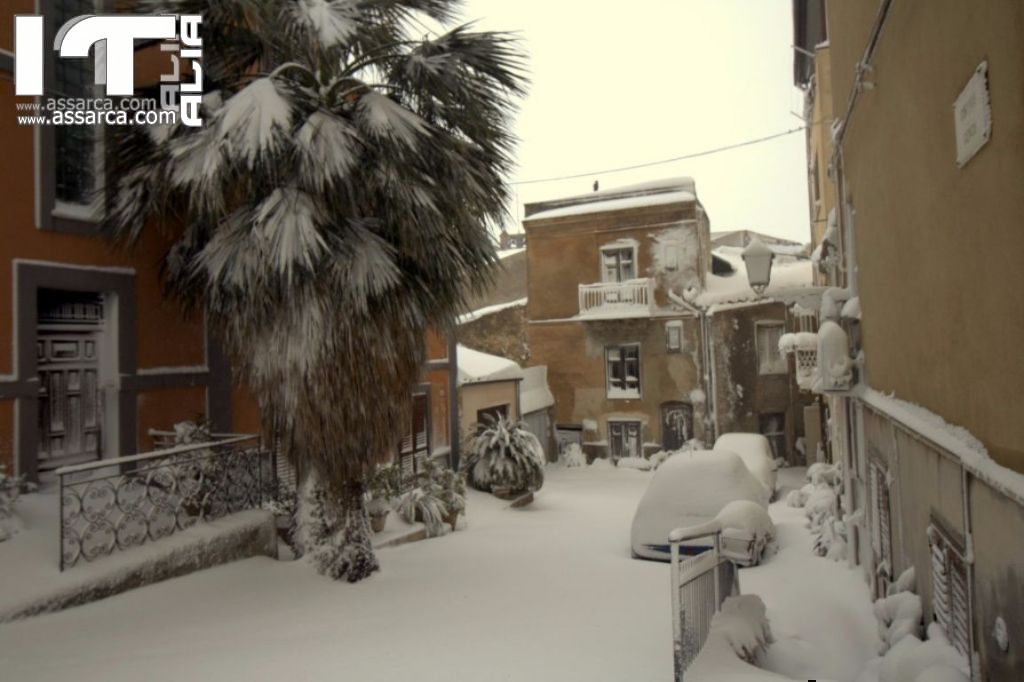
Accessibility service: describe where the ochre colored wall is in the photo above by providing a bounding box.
[136,387,207,451]
[528,317,705,448]
[826,0,1024,471]
[525,202,701,321]
[460,381,519,439]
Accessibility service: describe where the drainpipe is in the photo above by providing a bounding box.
[668,290,715,445]
[447,330,460,471]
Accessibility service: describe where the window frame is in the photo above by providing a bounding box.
[605,343,641,399]
[665,321,683,353]
[755,321,788,375]
[927,521,972,661]
[37,0,110,235]
[599,241,638,283]
[608,420,641,459]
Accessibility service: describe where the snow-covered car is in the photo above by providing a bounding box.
[630,450,770,562]
[714,433,778,499]
[713,500,775,566]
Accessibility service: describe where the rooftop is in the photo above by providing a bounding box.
[524,177,698,222]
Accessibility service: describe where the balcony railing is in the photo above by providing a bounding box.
[56,434,276,570]
[578,278,655,317]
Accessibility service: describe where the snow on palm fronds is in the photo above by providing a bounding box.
[464,416,545,494]
[103,0,526,582]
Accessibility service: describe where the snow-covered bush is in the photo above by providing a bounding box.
[398,488,449,537]
[616,456,652,471]
[396,459,465,538]
[686,595,777,681]
[794,462,847,560]
[367,463,403,515]
[0,463,32,542]
[464,417,544,494]
[857,624,969,682]
[558,442,586,468]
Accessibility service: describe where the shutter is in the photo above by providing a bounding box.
[928,525,971,658]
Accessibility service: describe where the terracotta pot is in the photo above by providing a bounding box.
[370,511,389,533]
[491,485,518,500]
[444,510,460,531]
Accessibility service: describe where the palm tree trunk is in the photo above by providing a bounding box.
[297,471,380,583]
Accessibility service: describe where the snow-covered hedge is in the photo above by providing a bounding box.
[464,417,544,494]
[788,462,847,560]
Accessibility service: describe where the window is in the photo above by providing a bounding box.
[756,322,787,374]
[869,460,893,597]
[665,321,683,352]
[601,246,636,282]
[758,413,786,460]
[398,392,430,480]
[928,523,971,658]
[609,421,641,458]
[54,0,101,206]
[661,242,682,272]
[605,344,640,398]
[476,404,509,430]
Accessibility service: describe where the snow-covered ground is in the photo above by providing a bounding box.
[0,466,878,681]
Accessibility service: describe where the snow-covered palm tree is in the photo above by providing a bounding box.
[106,0,525,581]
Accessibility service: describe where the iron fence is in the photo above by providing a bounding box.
[56,434,275,571]
[670,522,740,681]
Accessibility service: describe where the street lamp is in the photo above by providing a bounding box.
[742,238,775,296]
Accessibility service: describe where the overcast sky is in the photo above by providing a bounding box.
[460,0,812,244]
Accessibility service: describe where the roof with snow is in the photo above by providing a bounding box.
[696,246,820,311]
[524,177,698,222]
[456,345,523,386]
[520,365,555,414]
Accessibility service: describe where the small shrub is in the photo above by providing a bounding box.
[0,463,33,542]
[559,442,586,468]
[398,488,449,537]
[463,416,544,494]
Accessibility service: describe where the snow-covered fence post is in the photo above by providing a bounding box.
[668,520,735,681]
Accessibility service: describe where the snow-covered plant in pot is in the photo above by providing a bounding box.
[367,464,402,533]
[464,416,544,499]
[423,459,466,531]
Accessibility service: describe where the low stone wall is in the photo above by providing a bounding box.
[1,510,276,623]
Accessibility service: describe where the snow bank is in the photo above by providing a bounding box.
[686,595,787,681]
[616,456,652,471]
[856,624,969,682]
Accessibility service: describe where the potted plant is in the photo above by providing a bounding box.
[463,416,545,499]
[424,459,466,530]
[367,463,402,533]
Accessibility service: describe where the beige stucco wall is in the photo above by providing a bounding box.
[826,0,1024,471]
[460,381,519,438]
[969,478,1024,678]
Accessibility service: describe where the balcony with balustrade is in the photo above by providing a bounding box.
[577,278,656,319]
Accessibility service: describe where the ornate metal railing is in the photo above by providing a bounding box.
[577,277,655,317]
[56,434,275,571]
[669,522,740,681]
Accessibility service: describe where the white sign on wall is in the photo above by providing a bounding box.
[953,61,991,168]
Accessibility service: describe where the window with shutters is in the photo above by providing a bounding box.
[605,344,641,398]
[755,321,787,374]
[398,392,430,483]
[928,523,971,659]
[869,460,893,596]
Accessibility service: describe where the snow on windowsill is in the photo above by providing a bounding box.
[606,389,641,400]
[52,200,101,223]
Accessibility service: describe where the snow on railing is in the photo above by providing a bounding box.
[56,434,275,571]
[669,521,740,681]
[577,278,655,317]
